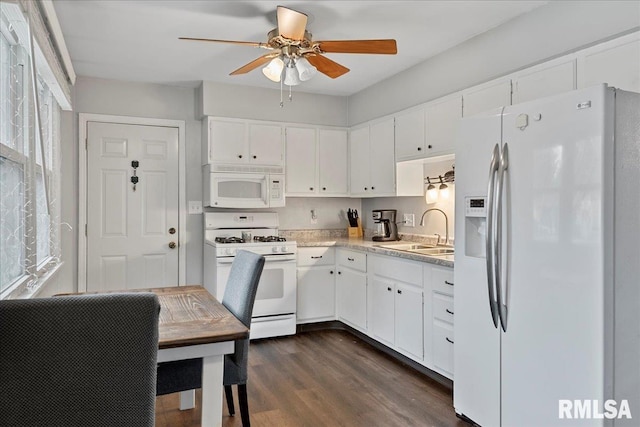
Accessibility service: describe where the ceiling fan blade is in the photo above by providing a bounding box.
[230,54,278,75]
[316,39,397,54]
[277,6,307,40]
[179,37,266,48]
[305,54,350,79]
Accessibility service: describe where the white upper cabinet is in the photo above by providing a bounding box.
[350,118,403,197]
[425,95,462,156]
[463,80,512,117]
[285,126,348,197]
[203,117,284,168]
[285,126,317,194]
[369,118,396,196]
[512,60,576,105]
[395,108,425,161]
[318,129,348,195]
[248,123,284,166]
[578,35,640,93]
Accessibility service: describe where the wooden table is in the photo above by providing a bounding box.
[64,285,248,427]
[154,286,248,427]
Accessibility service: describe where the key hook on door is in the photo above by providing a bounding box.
[131,160,140,192]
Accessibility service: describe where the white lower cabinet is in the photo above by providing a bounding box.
[336,249,367,332]
[425,264,455,379]
[297,247,336,323]
[368,255,424,362]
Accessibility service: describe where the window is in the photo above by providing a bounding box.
[0,3,61,298]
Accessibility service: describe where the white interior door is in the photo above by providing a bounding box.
[86,122,179,291]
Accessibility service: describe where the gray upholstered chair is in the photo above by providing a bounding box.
[0,293,160,427]
[156,250,265,427]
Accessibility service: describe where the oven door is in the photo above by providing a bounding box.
[209,172,269,208]
[216,255,297,317]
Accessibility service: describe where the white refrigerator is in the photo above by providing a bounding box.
[453,85,639,426]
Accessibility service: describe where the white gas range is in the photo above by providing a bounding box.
[203,212,297,339]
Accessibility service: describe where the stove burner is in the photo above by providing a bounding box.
[215,237,245,244]
[253,235,286,242]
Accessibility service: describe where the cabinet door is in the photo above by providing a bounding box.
[395,108,425,161]
[433,321,454,379]
[395,283,423,360]
[248,123,284,166]
[425,95,462,155]
[579,38,640,93]
[297,266,335,322]
[209,119,247,164]
[349,126,371,197]
[369,278,395,347]
[318,129,348,195]
[336,268,367,331]
[463,80,512,117]
[369,119,396,196]
[512,61,575,104]
[285,127,317,195]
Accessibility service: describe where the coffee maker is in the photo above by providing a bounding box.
[372,209,399,241]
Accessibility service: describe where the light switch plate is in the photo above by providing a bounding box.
[188,200,203,214]
[403,213,415,227]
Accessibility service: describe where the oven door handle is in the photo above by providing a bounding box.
[217,256,296,264]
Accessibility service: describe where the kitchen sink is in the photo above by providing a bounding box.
[408,247,455,256]
[375,243,434,250]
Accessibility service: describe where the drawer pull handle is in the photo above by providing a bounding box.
[347,257,355,261]
[446,309,454,315]
[397,289,402,294]
[330,270,334,275]
[387,287,392,291]
[311,256,323,259]
[446,337,454,344]
[444,280,454,286]
[338,271,342,275]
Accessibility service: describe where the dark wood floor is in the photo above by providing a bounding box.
[155,329,468,427]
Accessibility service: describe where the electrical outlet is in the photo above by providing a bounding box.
[403,213,415,227]
[188,200,203,214]
[310,209,318,224]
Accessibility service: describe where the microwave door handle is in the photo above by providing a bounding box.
[263,177,269,206]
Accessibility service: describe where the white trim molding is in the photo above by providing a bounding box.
[78,113,187,292]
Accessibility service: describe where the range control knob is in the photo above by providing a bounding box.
[281,246,289,253]
[272,246,280,253]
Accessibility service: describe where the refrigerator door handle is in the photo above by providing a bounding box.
[496,143,509,332]
[485,143,500,329]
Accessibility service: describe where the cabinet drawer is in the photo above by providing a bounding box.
[369,255,422,285]
[433,293,454,323]
[337,249,366,272]
[433,321,454,378]
[297,247,335,267]
[432,266,454,295]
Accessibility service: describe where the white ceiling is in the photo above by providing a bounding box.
[53,1,547,96]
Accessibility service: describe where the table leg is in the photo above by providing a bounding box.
[179,390,196,410]
[201,354,225,427]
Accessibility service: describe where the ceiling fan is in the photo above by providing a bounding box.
[179,5,397,84]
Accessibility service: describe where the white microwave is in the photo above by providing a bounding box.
[203,167,285,208]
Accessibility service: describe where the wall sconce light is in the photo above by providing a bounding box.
[424,167,455,204]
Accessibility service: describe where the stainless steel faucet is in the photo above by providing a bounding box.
[419,208,449,245]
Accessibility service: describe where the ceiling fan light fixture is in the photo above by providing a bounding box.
[295,56,317,81]
[284,61,301,86]
[262,57,284,82]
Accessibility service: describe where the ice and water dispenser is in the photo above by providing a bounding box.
[464,196,487,258]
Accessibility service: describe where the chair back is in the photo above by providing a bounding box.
[222,250,265,327]
[0,293,160,427]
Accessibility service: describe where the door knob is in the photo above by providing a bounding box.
[168,227,176,234]
[168,242,176,249]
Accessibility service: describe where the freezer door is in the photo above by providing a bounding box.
[500,85,613,426]
[453,107,503,426]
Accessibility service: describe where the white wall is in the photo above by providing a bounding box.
[348,1,640,125]
[199,81,349,126]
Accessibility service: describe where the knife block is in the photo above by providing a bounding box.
[348,218,363,238]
